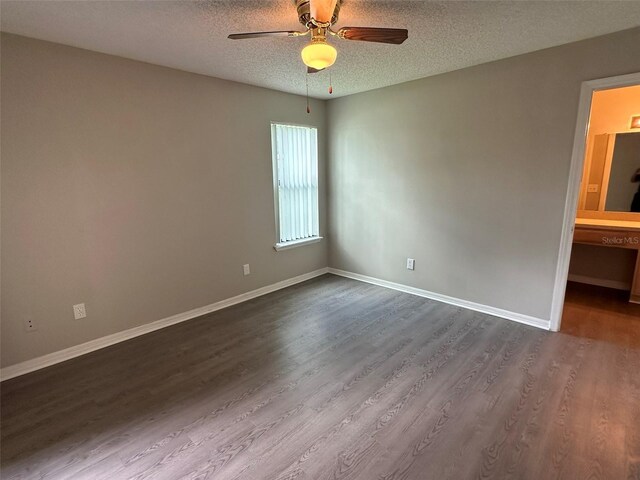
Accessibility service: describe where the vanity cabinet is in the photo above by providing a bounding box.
[573,219,640,303]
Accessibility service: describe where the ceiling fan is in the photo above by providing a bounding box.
[228,0,408,73]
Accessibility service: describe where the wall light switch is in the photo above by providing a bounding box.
[73,303,87,320]
[587,184,599,193]
[406,258,415,270]
[243,264,251,276]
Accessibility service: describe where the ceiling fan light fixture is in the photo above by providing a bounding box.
[301,38,337,70]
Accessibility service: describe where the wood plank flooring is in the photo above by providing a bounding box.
[1,275,639,479]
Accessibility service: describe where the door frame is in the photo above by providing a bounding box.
[549,71,640,332]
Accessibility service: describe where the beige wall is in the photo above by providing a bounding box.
[589,84,640,136]
[582,134,611,211]
[1,33,328,367]
[327,28,640,320]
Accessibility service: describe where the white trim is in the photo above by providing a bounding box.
[550,72,640,332]
[274,236,323,251]
[0,267,329,382]
[328,268,550,331]
[567,274,631,291]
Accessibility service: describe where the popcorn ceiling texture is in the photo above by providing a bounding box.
[2,1,640,99]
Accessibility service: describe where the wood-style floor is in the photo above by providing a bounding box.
[1,275,639,479]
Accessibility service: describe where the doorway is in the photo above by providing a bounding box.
[550,72,640,332]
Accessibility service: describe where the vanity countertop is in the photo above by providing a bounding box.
[575,217,640,231]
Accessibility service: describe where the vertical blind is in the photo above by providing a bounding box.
[272,124,319,243]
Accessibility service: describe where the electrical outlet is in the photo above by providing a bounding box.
[406,258,415,270]
[73,303,87,320]
[24,318,37,332]
[243,264,251,276]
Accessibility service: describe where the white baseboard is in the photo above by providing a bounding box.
[328,268,550,331]
[0,267,329,382]
[567,273,631,291]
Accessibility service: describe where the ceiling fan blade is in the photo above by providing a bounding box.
[228,31,304,40]
[337,27,408,45]
[310,0,338,24]
[307,67,325,74]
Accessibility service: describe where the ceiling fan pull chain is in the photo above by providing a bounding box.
[306,72,311,114]
[329,72,333,94]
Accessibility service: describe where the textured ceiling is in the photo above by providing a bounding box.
[2,1,640,99]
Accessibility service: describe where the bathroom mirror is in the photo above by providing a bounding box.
[579,131,640,214]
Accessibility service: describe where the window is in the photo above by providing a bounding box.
[271,123,321,250]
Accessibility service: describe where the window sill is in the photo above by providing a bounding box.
[274,236,323,252]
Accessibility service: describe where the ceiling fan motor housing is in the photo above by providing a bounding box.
[296,0,341,27]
